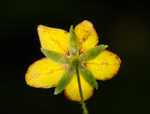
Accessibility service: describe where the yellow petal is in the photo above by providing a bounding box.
[38,25,69,54]
[86,50,121,80]
[74,20,99,53]
[64,74,94,102]
[25,58,65,88]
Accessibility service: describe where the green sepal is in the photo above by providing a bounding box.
[80,44,108,62]
[41,48,69,64]
[54,66,74,95]
[79,65,98,89]
[69,25,78,56]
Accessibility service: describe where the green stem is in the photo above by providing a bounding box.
[75,64,88,114]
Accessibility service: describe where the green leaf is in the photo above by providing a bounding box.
[54,66,74,95]
[69,25,78,55]
[41,48,69,64]
[80,44,108,62]
[79,65,98,89]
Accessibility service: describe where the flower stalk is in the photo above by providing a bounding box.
[75,63,88,114]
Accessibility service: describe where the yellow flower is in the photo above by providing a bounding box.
[25,20,121,102]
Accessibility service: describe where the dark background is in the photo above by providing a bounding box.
[1,0,150,114]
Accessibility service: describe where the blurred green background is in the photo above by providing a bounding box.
[1,0,150,114]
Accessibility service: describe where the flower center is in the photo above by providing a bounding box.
[70,56,81,67]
